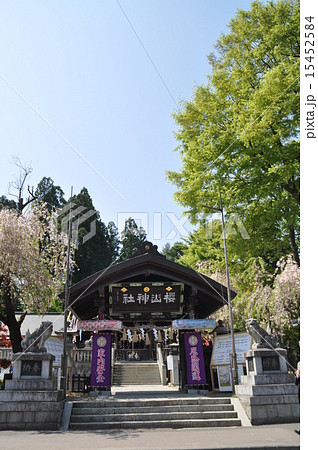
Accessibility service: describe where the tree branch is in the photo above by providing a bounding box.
[282,181,300,205]
[17,310,28,325]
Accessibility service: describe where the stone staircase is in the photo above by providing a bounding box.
[69,396,241,429]
[113,362,162,386]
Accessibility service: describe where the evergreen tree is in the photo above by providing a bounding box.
[0,196,17,211]
[35,177,66,211]
[161,242,186,262]
[70,188,120,283]
[118,217,147,262]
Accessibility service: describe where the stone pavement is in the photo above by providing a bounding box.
[0,423,300,449]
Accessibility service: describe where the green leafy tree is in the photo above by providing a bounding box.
[161,241,186,262]
[118,217,147,262]
[70,188,120,283]
[35,177,66,211]
[0,196,17,211]
[178,221,227,271]
[167,0,300,270]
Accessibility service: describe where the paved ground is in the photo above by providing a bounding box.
[0,423,300,449]
[0,385,301,449]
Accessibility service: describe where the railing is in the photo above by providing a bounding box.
[0,348,13,361]
[71,349,92,362]
[71,374,90,393]
[115,348,155,362]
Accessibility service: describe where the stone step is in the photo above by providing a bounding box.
[72,403,235,415]
[113,382,161,386]
[113,370,158,373]
[113,363,161,386]
[69,417,241,430]
[113,381,161,383]
[113,368,159,371]
[72,397,232,408]
[113,374,161,379]
[114,363,158,366]
[69,394,240,430]
[70,410,238,423]
[113,376,160,385]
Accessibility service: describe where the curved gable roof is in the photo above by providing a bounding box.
[65,242,235,320]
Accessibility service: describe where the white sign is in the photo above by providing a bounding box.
[45,338,63,366]
[211,333,252,366]
[167,355,173,371]
[217,364,245,392]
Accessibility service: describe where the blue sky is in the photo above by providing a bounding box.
[0,0,252,248]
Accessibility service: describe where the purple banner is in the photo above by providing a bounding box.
[90,333,111,387]
[184,332,206,385]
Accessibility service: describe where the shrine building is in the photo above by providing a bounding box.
[65,241,236,390]
[68,241,234,325]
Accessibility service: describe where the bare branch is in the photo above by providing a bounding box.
[8,156,36,213]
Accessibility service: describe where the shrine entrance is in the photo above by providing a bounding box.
[63,241,235,390]
[114,334,155,362]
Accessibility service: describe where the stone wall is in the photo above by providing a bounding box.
[0,351,64,430]
[0,392,64,430]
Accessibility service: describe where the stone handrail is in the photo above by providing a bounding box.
[0,348,13,361]
[71,348,92,362]
[156,343,167,385]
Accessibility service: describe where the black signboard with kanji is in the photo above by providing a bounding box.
[109,282,183,314]
[21,360,42,377]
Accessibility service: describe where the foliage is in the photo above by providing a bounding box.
[167,0,300,270]
[0,205,70,352]
[161,241,186,262]
[208,255,300,363]
[177,221,227,272]
[0,195,17,211]
[35,177,66,211]
[70,188,120,284]
[118,217,147,262]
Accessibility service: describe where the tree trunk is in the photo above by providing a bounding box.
[6,315,22,353]
[289,226,300,266]
[2,278,23,353]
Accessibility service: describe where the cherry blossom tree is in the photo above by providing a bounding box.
[207,255,299,357]
[0,205,70,352]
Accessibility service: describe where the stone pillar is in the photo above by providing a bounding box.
[169,343,179,387]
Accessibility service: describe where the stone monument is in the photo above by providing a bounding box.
[0,321,64,430]
[235,318,299,425]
